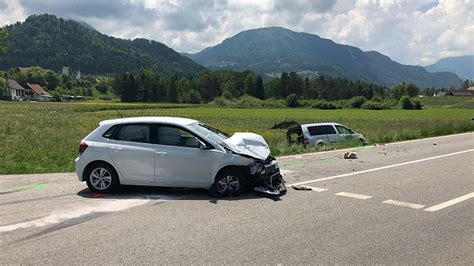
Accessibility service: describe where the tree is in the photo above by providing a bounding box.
[244,72,257,97]
[167,75,178,103]
[391,83,406,100]
[405,83,419,97]
[255,76,265,100]
[285,93,299,107]
[462,79,470,90]
[400,96,413,109]
[287,72,304,96]
[0,28,7,53]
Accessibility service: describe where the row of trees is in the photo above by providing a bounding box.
[113,69,403,103]
[113,70,266,103]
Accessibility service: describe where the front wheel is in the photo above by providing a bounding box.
[210,169,245,198]
[85,162,119,193]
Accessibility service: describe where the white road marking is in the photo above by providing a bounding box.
[288,149,474,186]
[424,192,474,212]
[335,192,372,200]
[277,132,473,159]
[383,199,425,209]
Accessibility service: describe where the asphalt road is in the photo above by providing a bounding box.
[1,133,473,264]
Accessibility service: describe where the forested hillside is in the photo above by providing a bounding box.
[0,14,204,76]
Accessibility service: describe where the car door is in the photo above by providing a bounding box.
[335,125,357,142]
[324,125,341,143]
[107,123,156,183]
[152,125,216,188]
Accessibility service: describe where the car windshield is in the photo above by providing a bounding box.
[188,123,230,143]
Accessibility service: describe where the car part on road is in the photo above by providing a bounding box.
[344,152,357,159]
[291,185,313,191]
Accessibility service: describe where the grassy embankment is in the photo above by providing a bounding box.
[0,97,473,174]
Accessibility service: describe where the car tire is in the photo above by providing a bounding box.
[210,169,246,198]
[85,162,119,193]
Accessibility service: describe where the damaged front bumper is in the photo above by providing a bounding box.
[249,157,286,196]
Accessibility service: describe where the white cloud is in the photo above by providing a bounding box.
[0,0,472,65]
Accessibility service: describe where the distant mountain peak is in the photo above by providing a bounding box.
[185,26,461,88]
[425,55,474,80]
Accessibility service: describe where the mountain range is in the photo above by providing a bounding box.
[185,27,462,88]
[0,14,204,76]
[424,55,473,80]
[0,15,467,88]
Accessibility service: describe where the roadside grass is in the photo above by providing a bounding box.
[0,100,473,174]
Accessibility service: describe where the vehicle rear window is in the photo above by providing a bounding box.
[307,125,336,135]
[114,124,151,143]
[102,125,118,139]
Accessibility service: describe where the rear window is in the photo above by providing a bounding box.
[307,125,336,135]
[102,125,118,139]
[114,124,151,143]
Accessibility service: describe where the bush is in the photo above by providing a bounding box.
[311,100,341,109]
[285,93,299,108]
[400,96,414,109]
[412,98,423,110]
[371,95,383,102]
[221,90,234,100]
[236,94,263,107]
[382,99,398,109]
[208,96,234,107]
[349,96,367,108]
[262,98,286,108]
[362,100,384,110]
[182,89,202,104]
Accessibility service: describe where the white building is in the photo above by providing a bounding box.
[5,79,26,101]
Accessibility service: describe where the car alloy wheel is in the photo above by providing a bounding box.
[89,167,112,191]
[216,174,240,194]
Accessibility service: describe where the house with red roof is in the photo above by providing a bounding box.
[26,83,53,101]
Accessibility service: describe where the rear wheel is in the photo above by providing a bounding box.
[85,162,119,193]
[210,169,245,198]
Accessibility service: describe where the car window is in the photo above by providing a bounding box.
[307,125,337,136]
[103,125,118,139]
[335,125,352,134]
[114,124,150,143]
[157,126,200,148]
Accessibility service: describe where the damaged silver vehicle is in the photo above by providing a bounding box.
[75,117,286,197]
[271,121,367,147]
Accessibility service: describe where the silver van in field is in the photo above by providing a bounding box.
[271,121,367,147]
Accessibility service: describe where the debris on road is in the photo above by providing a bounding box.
[291,185,313,191]
[433,142,437,145]
[344,152,357,159]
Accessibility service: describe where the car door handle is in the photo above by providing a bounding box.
[110,146,122,151]
[156,151,168,156]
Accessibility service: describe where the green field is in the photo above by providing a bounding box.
[1,99,473,174]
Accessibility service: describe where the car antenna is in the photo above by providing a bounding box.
[116,110,123,118]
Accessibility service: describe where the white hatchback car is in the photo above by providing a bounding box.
[75,117,286,197]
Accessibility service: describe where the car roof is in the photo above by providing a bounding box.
[99,116,199,126]
[301,122,341,127]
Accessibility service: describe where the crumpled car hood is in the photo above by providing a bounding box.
[222,132,271,160]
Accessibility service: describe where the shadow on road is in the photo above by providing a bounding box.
[77,185,283,203]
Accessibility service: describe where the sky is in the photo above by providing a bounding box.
[0,0,472,66]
